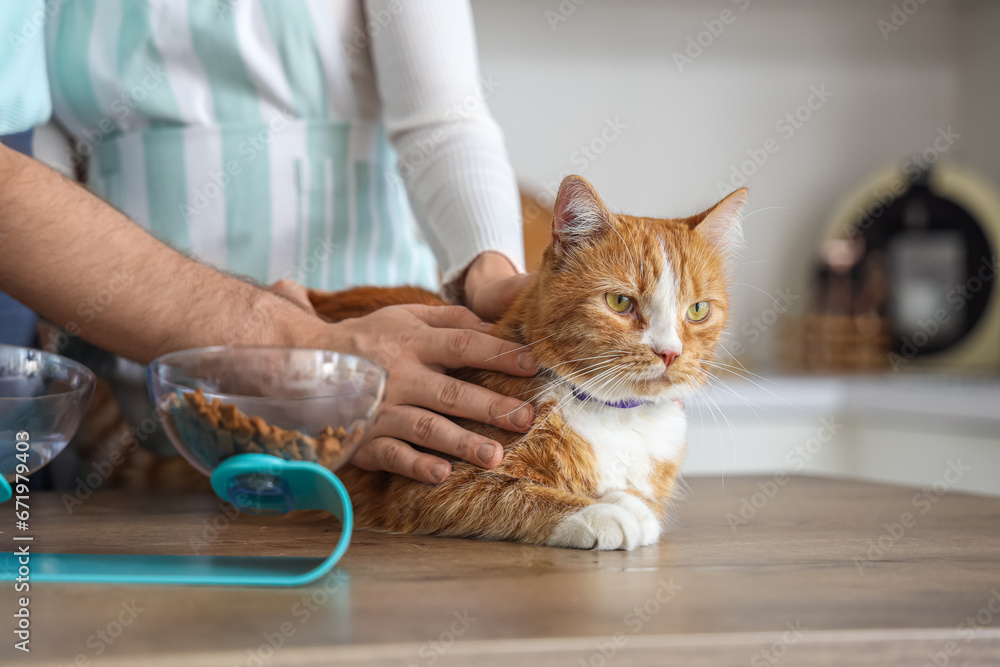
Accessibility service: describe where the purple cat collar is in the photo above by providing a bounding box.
[571,387,648,409]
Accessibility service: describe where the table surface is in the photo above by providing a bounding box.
[2,475,999,666]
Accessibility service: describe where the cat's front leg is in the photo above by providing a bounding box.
[546,502,645,550]
[597,490,662,546]
[547,490,662,551]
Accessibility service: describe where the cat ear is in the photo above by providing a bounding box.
[552,175,610,255]
[693,188,748,255]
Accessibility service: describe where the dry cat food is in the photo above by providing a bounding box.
[164,388,364,469]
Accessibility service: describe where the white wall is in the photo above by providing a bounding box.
[471,0,994,369]
[957,0,1000,187]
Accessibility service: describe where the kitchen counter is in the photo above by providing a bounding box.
[685,374,1000,496]
[2,475,999,666]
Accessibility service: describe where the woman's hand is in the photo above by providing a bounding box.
[329,303,538,484]
[461,251,533,322]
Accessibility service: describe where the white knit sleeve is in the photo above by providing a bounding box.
[365,0,524,299]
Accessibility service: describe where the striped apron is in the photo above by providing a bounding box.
[45,0,440,291]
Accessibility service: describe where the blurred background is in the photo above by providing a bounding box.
[473,0,1000,495]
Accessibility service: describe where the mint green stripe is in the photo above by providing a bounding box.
[390,183,413,286]
[117,3,180,126]
[144,132,190,250]
[117,2,189,248]
[54,0,103,131]
[55,0,122,191]
[294,159,307,272]
[257,5,334,286]
[352,160,373,286]
[418,249,438,289]
[116,2,145,70]
[257,1,327,119]
[299,123,341,288]
[188,4,270,279]
[303,151,326,288]
[374,131,398,285]
[325,126,351,290]
[186,4,264,124]
[0,1,52,133]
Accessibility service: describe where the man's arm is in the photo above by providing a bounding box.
[0,144,539,483]
[0,144,323,362]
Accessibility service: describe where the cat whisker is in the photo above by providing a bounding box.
[483,332,559,362]
[696,366,774,425]
[548,352,626,368]
[550,357,626,379]
[729,282,794,311]
[698,358,815,416]
[690,371,742,459]
[702,353,779,388]
[541,352,630,384]
[508,353,631,410]
[601,370,636,408]
[690,201,781,277]
[505,359,621,408]
[683,379,713,470]
[682,377,727,493]
[563,366,633,427]
[558,364,625,402]
[737,205,792,224]
[546,363,629,418]
[687,377,733,474]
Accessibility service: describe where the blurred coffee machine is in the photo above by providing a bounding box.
[787,162,1000,374]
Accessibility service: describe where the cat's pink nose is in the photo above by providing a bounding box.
[660,350,680,368]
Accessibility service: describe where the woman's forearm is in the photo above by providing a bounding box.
[367,0,525,298]
[0,145,327,363]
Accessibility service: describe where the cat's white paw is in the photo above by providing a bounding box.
[599,491,662,546]
[547,504,642,550]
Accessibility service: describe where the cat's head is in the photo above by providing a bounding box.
[521,175,746,404]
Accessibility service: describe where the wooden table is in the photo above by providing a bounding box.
[3,475,999,666]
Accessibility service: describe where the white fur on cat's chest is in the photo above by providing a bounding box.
[548,387,687,497]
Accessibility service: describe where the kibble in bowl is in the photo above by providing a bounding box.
[148,347,386,476]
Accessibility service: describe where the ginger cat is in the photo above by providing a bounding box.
[309,175,747,550]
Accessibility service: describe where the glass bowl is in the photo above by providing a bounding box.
[147,347,387,477]
[0,344,97,481]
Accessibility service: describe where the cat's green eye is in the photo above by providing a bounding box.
[605,292,634,314]
[687,301,711,322]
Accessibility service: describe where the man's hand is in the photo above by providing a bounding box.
[267,278,316,314]
[461,251,533,322]
[331,303,538,484]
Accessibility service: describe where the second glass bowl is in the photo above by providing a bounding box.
[0,343,96,482]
